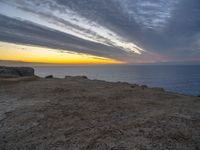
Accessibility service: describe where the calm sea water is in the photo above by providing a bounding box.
[34,65,200,96]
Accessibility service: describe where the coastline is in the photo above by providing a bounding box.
[0,75,200,149]
[33,65,200,96]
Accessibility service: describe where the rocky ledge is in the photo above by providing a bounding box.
[0,67,200,150]
[0,66,34,78]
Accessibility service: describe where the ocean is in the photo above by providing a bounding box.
[34,65,200,96]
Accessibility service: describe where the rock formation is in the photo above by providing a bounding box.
[0,66,34,78]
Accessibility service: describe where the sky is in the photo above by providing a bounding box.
[0,0,200,64]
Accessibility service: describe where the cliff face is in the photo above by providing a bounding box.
[0,66,34,78]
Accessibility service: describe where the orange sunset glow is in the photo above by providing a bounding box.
[0,42,124,64]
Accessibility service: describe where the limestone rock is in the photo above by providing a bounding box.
[0,66,34,78]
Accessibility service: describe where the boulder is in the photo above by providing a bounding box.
[131,84,139,88]
[75,76,88,79]
[141,85,148,89]
[151,87,165,92]
[65,75,88,80]
[0,66,34,78]
[65,76,71,79]
[45,75,54,79]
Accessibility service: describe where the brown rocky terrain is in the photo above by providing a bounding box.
[0,67,200,150]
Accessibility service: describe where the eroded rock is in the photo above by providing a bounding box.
[0,66,34,78]
[45,75,54,79]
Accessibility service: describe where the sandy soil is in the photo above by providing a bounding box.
[0,76,200,150]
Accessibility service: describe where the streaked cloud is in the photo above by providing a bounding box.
[117,0,179,29]
[0,0,199,63]
[0,0,143,54]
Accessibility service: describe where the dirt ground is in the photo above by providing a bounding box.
[0,76,200,150]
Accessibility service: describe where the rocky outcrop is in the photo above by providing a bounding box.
[65,75,88,80]
[45,75,54,79]
[0,66,34,78]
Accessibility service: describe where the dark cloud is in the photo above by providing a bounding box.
[0,0,200,63]
[0,14,129,60]
[139,0,200,60]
